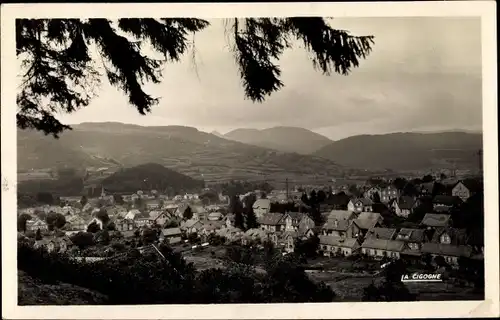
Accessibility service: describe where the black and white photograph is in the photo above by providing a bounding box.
[1,1,498,319]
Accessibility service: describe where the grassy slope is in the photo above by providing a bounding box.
[18,123,347,184]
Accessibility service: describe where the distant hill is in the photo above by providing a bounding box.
[224,126,332,154]
[313,132,483,171]
[101,163,204,194]
[210,130,225,138]
[17,122,346,185]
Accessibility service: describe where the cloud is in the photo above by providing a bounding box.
[59,17,482,139]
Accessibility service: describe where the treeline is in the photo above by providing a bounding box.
[17,177,85,198]
[213,180,274,197]
[18,242,335,304]
[101,163,205,194]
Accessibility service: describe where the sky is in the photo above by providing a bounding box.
[58,17,482,141]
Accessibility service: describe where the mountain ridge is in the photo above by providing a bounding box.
[17,123,346,185]
[313,131,483,171]
[224,126,332,155]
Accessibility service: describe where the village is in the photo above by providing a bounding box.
[17,173,484,289]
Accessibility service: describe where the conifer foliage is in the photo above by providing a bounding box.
[16,18,374,137]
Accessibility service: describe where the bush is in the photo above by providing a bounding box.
[17,240,337,304]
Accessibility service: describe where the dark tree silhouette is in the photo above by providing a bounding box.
[45,212,66,230]
[36,192,54,205]
[86,220,101,233]
[17,213,33,233]
[422,174,434,183]
[95,208,110,225]
[35,228,42,240]
[16,18,374,137]
[245,210,259,230]
[70,232,95,250]
[183,206,193,220]
[113,194,125,205]
[316,190,327,203]
[234,212,245,230]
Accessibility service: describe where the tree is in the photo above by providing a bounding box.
[422,174,434,183]
[294,235,320,259]
[183,206,193,220]
[393,177,408,191]
[95,208,110,225]
[316,190,327,203]
[45,212,66,230]
[372,191,381,203]
[94,229,111,245]
[87,220,101,233]
[35,228,42,240]
[245,210,259,230]
[113,194,125,205]
[234,212,245,230]
[16,18,374,137]
[70,232,95,250]
[36,192,54,205]
[141,227,158,244]
[17,213,33,233]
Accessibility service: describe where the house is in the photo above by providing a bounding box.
[65,215,87,231]
[361,238,405,259]
[323,209,357,222]
[180,219,203,235]
[190,205,208,221]
[365,227,397,240]
[326,192,352,210]
[135,217,153,228]
[145,199,161,210]
[421,243,473,266]
[452,180,482,202]
[364,186,382,200]
[420,182,436,195]
[283,212,315,233]
[348,198,373,213]
[175,203,191,218]
[319,235,361,257]
[242,228,271,245]
[321,219,352,238]
[349,212,384,239]
[125,209,141,220]
[396,228,426,257]
[115,219,136,232]
[208,211,224,221]
[34,239,58,253]
[252,198,271,218]
[160,227,182,245]
[420,213,452,229]
[258,212,286,232]
[380,184,400,203]
[34,237,73,253]
[200,221,225,236]
[150,210,173,226]
[216,226,243,242]
[391,196,417,218]
[304,226,323,238]
[431,227,469,246]
[432,195,462,212]
[27,219,49,232]
[270,231,298,253]
[225,214,235,228]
